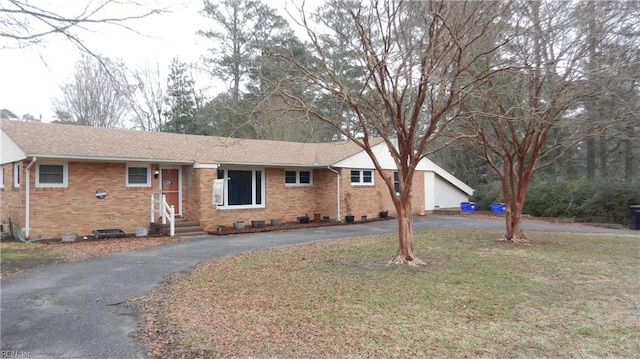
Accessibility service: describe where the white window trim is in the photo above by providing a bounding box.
[284,169,313,187]
[13,162,20,188]
[35,162,68,188]
[126,164,152,187]
[350,169,375,186]
[0,167,4,188]
[216,168,266,210]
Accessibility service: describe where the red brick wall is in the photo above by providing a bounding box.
[26,161,159,239]
[339,168,425,220]
[199,167,340,230]
[8,161,428,238]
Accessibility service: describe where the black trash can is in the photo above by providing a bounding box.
[630,205,640,230]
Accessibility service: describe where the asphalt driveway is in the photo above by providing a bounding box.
[1,215,636,358]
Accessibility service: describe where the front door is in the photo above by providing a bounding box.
[161,169,180,215]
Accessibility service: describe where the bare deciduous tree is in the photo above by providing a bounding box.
[276,0,510,265]
[458,0,636,242]
[0,0,164,58]
[124,64,167,132]
[53,54,129,128]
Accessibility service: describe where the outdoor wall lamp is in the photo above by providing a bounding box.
[154,168,159,178]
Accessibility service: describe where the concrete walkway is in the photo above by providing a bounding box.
[1,215,636,358]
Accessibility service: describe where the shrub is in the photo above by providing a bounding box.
[472,177,639,224]
[577,181,640,225]
[470,181,503,211]
[524,178,594,218]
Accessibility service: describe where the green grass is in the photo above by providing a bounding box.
[143,230,640,358]
[0,241,63,277]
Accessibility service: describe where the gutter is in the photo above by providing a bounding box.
[327,166,341,220]
[24,157,37,239]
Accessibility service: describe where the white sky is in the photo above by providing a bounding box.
[0,0,316,122]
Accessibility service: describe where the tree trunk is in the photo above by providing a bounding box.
[388,197,425,266]
[502,170,530,243]
[504,204,527,243]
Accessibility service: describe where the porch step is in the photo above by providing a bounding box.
[150,219,208,237]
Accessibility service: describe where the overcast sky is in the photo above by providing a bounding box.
[0,0,314,123]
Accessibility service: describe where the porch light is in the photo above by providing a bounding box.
[154,169,159,178]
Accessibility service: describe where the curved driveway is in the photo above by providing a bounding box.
[1,215,636,358]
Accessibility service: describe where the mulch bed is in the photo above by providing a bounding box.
[211,216,395,235]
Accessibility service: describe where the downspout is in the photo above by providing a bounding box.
[327,166,341,220]
[25,157,37,239]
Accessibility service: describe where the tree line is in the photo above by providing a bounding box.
[2,0,638,261]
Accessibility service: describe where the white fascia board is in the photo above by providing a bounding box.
[217,161,332,168]
[0,130,27,164]
[14,153,193,165]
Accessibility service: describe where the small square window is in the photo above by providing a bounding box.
[299,171,311,184]
[127,165,151,187]
[350,170,360,183]
[36,163,67,188]
[285,171,297,184]
[362,170,373,183]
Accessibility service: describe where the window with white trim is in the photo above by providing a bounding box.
[36,163,68,188]
[0,167,4,188]
[13,162,20,188]
[126,165,151,187]
[350,169,374,185]
[284,170,312,186]
[216,168,265,208]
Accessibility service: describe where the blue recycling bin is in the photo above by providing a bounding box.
[460,202,476,212]
[490,203,506,214]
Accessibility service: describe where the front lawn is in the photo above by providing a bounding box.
[139,230,639,358]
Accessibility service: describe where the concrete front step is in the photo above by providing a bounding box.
[150,220,207,237]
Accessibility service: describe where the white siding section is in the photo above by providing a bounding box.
[1,129,26,164]
[433,174,470,210]
[424,172,435,210]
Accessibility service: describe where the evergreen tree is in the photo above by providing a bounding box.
[163,58,200,134]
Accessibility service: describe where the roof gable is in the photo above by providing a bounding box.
[1,128,26,164]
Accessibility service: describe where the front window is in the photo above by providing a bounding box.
[217,168,265,208]
[350,169,374,186]
[285,170,312,186]
[127,165,151,187]
[36,163,68,188]
[0,167,4,188]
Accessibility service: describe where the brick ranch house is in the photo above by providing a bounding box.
[0,119,472,239]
